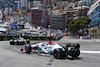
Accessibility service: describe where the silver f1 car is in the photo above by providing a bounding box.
[21,41,80,59]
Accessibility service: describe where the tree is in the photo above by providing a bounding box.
[68,17,91,35]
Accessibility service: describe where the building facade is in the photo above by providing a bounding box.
[52,0,62,6]
[79,0,94,6]
[0,10,3,23]
[21,0,28,14]
[31,8,48,27]
[31,8,42,26]
[43,0,52,9]
[87,0,100,37]
[41,15,47,28]
[43,0,52,5]
[17,1,21,10]
[4,7,13,16]
[14,1,21,11]
[49,14,63,29]
[88,0,94,6]
[14,1,17,11]
[63,7,88,28]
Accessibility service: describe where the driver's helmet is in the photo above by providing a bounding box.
[48,40,52,44]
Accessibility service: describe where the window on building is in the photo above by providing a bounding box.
[99,8,100,12]
[99,13,100,17]
[96,8,98,11]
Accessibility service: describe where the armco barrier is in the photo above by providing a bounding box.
[0,35,63,41]
[0,36,52,41]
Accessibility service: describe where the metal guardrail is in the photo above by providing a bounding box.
[0,36,63,41]
[0,36,51,41]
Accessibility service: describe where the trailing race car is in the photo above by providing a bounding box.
[20,41,80,59]
[10,37,29,45]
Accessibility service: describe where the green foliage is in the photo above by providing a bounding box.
[68,17,91,34]
[51,27,63,30]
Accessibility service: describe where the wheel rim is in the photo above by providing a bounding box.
[25,47,28,51]
[37,50,40,55]
[54,50,59,58]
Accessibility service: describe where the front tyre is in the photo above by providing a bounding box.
[25,45,31,54]
[14,42,17,45]
[10,42,13,45]
[74,44,80,58]
[37,49,41,56]
[75,50,80,58]
[53,48,66,59]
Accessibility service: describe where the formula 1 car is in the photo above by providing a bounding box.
[20,41,80,59]
[10,37,29,45]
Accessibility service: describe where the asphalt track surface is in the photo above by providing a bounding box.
[0,36,100,67]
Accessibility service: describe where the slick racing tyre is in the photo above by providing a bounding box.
[71,52,75,60]
[22,42,25,45]
[25,45,31,54]
[74,44,80,58]
[53,48,66,59]
[26,39,30,44]
[75,50,80,58]
[37,49,41,56]
[14,42,17,45]
[10,42,13,45]
[71,50,80,59]
[62,46,68,57]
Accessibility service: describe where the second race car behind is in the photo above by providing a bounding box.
[10,37,29,45]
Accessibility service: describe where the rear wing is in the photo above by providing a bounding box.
[66,43,80,47]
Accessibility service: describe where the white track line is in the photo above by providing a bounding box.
[81,51,100,53]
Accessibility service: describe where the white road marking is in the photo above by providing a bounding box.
[81,51,100,53]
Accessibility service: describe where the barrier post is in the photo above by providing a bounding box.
[30,37,33,40]
[37,37,41,40]
[3,37,8,40]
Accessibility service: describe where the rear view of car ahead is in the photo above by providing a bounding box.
[66,43,80,59]
[52,43,80,59]
[10,37,27,45]
[20,42,80,59]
